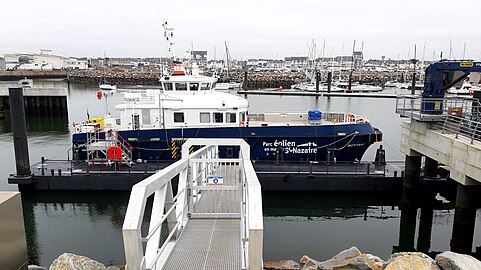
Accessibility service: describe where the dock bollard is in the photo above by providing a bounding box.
[41,157,45,176]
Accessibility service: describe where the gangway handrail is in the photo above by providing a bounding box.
[123,138,263,270]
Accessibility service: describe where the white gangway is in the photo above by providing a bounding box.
[122,138,263,270]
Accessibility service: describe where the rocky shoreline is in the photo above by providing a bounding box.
[264,247,481,270]
[28,247,481,270]
[70,69,415,90]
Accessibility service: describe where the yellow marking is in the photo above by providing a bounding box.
[460,62,474,68]
[171,140,178,159]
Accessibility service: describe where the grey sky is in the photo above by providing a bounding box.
[2,0,481,60]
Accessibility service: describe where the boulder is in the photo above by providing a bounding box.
[300,255,323,270]
[49,253,106,270]
[28,266,48,270]
[106,266,125,270]
[384,252,440,270]
[435,251,481,270]
[264,259,300,269]
[300,247,382,270]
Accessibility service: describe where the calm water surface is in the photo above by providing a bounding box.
[1,82,480,266]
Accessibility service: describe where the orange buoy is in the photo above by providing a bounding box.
[97,91,102,100]
[107,146,122,160]
[279,85,283,91]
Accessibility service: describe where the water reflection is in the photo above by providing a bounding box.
[262,190,481,262]
[21,192,129,267]
[0,116,69,133]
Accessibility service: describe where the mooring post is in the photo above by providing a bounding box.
[348,72,352,91]
[327,71,332,93]
[450,184,478,254]
[411,45,417,95]
[41,156,45,176]
[243,71,248,91]
[9,88,31,177]
[315,70,320,93]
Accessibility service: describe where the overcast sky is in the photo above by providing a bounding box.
[2,0,481,60]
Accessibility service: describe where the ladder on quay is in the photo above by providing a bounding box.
[122,138,263,270]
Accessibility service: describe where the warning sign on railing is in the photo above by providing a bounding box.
[207,175,224,186]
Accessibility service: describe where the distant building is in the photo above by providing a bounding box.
[0,57,5,71]
[3,49,88,70]
[34,49,68,69]
[191,51,208,68]
[353,51,363,69]
[66,58,89,70]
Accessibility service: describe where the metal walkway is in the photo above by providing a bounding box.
[122,139,263,270]
[163,163,242,270]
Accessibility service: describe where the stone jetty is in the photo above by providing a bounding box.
[70,68,413,90]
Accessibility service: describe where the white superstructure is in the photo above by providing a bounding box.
[115,70,248,130]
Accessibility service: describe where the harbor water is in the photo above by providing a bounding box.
[1,81,481,266]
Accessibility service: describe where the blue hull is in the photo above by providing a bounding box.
[73,123,382,162]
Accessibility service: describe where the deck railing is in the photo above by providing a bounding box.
[395,95,479,121]
[396,94,481,144]
[122,138,263,270]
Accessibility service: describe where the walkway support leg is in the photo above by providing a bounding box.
[451,184,477,254]
[423,157,438,178]
[402,155,421,205]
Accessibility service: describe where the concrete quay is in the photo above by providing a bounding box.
[0,70,66,80]
[400,117,481,255]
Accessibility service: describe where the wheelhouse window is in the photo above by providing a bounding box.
[240,112,246,122]
[200,112,210,123]
[175,83,187,91]
[163,82,173,91]
[201,83,211,90]
[142,109,151,125]
[226,112,236,123]
[174,112,184,123]
[213,112,223,123]
[190,83,199,91]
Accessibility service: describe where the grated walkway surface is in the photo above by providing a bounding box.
[161,163,243,269]
[161,219,241,270]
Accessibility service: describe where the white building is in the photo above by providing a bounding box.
[0,57,5,71]
[33,49,68,69]
[3,49,88,70]
[66,59,89,70]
